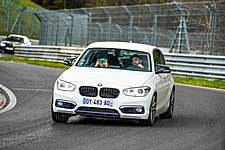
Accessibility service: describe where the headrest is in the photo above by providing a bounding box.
[97,52,108,59]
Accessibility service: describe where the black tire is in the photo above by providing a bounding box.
[160,88,175,119]
[51,106,69,123]
[139,94,157,126]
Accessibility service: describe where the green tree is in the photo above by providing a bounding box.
[31,0,43,6]
[42,0,54,9]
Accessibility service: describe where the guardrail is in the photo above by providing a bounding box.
[165,53,225,80]
[14,45,225,80]
[14,45,84,62]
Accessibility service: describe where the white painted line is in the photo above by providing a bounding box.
[0,84,17,114]
[175,83,225,92]
[12,88,52,92]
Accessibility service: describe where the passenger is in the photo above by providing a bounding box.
[95,53,109,68]
[130,54,144,69]
[108,50,124,68]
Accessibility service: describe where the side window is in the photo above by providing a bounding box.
[153,50,160,72]
[153,50,160,65]
[153,49,166,72]
[159,50,166,65]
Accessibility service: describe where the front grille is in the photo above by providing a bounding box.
[100,88,120,98]
[5,43,12,47]
[79,86,98,97]
[76,107,120,117]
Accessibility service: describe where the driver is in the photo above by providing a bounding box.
[130,54,144,69]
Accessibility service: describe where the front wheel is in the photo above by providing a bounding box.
[51,107,70,123]
[139,94,157,126]
[160,88,175,119]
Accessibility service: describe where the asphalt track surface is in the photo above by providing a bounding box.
[0,60,224,150]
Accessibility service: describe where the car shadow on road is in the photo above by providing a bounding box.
[67,115,140,127]
[50,113,216,129]
[153,114,217,129]
[70,114,215,128]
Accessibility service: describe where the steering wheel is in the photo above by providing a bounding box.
[127,65,144,71]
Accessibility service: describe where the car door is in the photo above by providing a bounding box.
[158,50,170,104]
[153,49,170,109]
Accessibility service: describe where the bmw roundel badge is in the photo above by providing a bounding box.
[97,83,102,87]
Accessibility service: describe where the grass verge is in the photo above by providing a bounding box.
[11,0,42,8]
[0,57,224,90]
[174,76,225,89]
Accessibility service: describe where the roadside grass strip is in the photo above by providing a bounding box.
[0,57,69,69]
[174,77,225,90]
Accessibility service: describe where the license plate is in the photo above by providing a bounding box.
[6,47,13,50]
[83,98,113,107]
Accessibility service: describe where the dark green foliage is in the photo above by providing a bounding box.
[31,0,215,9]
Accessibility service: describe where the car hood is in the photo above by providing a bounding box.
[61,66,154,87]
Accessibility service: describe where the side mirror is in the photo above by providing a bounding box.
[156,64,171,74]
[63,58,76,66]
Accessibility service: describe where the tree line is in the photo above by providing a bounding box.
[31,0,209,10]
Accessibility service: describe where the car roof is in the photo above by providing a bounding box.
[9,34,28,39]
[86,42,157,53]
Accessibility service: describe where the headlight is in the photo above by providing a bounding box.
[123,86,150,97]
[0,43,5,47]
[57,80,76,91]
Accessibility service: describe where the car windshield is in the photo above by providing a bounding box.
[76,48,151,72]
[5,36,24,43]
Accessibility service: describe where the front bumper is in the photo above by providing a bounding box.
[53,87,153,120]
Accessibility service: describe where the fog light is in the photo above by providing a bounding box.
[57,101,63,107]
[135,107,143,113]
[55,100,76,109]
[120,105,144,114]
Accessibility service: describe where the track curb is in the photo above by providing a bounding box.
[0,84,17,114]
[0,88,7,109]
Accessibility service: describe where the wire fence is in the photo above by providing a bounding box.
[0,0,43,39]
[35,1,225,55]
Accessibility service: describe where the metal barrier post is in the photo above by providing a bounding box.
[80,22,84,47]
[146,4,158,46]
[45,21,48,45]
[6,2,14,32]
[50,22,54,45]
[70,17,74,47]
[134,26,141,43]
[205,2,217,55]
[102,7,112,40]
[67,11,74,47]
[55,21,59,46]
[122,6,133,42]
[115,24,122,40]
[96,23,103,41]
[86,12,92,46]
[30,8,39,36]
[170,1,190,54]
[10,6,26,33]
[81,8,92,46]
[41,20,46,45]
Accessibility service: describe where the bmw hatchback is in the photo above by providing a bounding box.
[52,42,175,126]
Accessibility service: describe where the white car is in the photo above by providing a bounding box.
[0,34,31,53]
[52,42,175,126]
